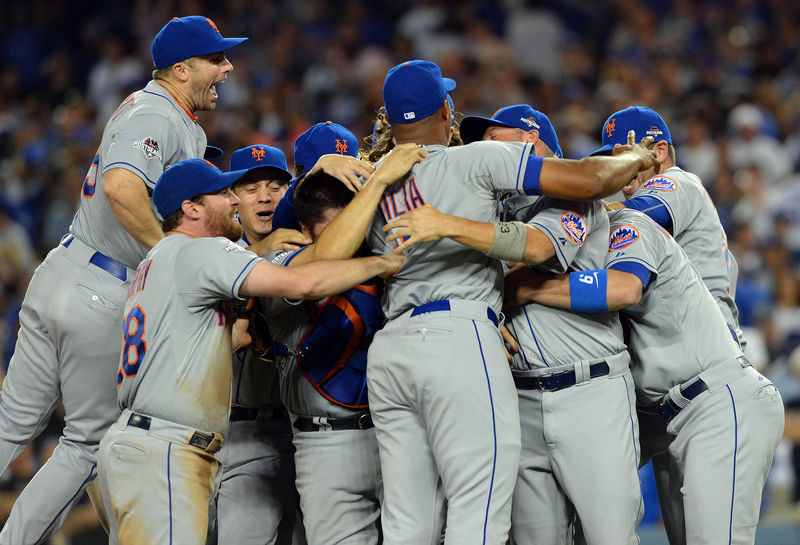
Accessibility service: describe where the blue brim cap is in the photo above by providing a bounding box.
[460,104,562,157]
[152,16,248,69]
[383,60,456,124]
[154,158,248,218]
[589,106,671,156]
[294,122,359,172]
[230,145,292,182]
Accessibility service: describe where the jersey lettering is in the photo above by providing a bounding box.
[118,305,147,385]
[81,154,100,198]
[127,259,153,298]
[380,176,427,223]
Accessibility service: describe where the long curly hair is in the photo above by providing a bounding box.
[363,106,464,163]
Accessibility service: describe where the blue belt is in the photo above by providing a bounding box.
[410,299,498,327]
[513,361,610,392]
[62,235,128,282]
[658,378,708,421]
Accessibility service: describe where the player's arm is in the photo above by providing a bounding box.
[239,253,403,300]
[103,168,164,249]
[384,204,555,265]
[606,197,674,234]
[286,144,427,266]
[503,265,649,311]
[535,132,658,201]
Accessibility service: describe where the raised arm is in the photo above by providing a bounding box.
[103,168,164,249]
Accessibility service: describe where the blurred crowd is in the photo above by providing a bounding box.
[2,0,800,539]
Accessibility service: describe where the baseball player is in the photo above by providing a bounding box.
[0,16,246,543]
[271,121,361,234]
[364,60,658,545]
[388,106,642,544]
[95,158,404,544]
[591,106,747,544]
[260,145,424,545]
[206,144,299,545]
[504,207,784,544]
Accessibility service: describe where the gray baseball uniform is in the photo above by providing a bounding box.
[262,247,382,545]
[208,238,298,545]
[0,81,205,544]
[96,233,261,544]
[503,197,641,545]
[365,141,548,544]
[628,167,744,345]
[606,208,783,544]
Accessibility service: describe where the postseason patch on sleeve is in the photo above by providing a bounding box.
[560,211,587,245]
[132,137,162,160]
[641,176,677,192]
[609,224,640,251]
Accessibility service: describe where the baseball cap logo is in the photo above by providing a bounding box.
[520,117,540,129]
[205,18,221,35]
[605,118,616,138]
[403,112,416,120]
[335,139,348,154]
[646,126,663,137]
[251,147,266,161]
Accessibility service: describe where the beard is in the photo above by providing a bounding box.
[206,209,243,242]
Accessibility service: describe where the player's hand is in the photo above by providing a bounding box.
[309,155,374,193]
[383,204,450,253]
[603,200,625,212]
[369,143,427,188]
[232,317,252,353]
[612,130,659,174]
[248,229,311,256]
[501,325,519,363]
[374,253,406,280]
[503,266,544,309]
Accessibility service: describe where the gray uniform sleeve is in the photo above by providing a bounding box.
[178,238,262,306]
[103,112,180,188]
[526,199,594,274]
[633,174,702,235]
[463,141,540,194]
[604,220,659,276]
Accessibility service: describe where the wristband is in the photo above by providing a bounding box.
[569,269,608,312]
[486,221,527,262]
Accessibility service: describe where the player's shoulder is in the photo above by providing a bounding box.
[266,246,307,267]
[638,167,702,195]
[608,208,670,248]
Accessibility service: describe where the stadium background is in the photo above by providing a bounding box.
[1,0,799,542]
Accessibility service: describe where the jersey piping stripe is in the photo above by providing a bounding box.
[282,245,310,266]
[141,89,194,130]
[104,161,156,186]
[37,463,96,542]
[514,143,530,192]
[473,320,497,545]
[522,306,549,367]
[726,385,738,545]
[231,257,261,298]
[531,221,569,270]
[622,374,643,525]
[167,442,174,544]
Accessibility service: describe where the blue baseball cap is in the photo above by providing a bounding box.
[151,16,248,70]
[383,60,456,124]
[294,122,359,172]
[590,106,672,156]
[154,158,248,218]
[459,104,563,157]
[230,145,292,183]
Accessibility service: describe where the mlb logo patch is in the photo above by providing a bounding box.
[560,211,587,245]
[609,224,640,251]
[642,176,677,192]
[404,112,416,120]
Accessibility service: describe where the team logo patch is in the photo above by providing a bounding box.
[560,211,587,245]
[251,147,266,161]
[335,139,348,154]
[605,118,616,137]
[609,224,640,251]
[641,176,677,192]
[132,137,161,159]
[403,112,415,120]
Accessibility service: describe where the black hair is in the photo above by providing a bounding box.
[293,172,355,230]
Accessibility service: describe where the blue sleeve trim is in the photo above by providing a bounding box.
[622,196,673,235]
[514,143,530,192]
[103,162,156,187]
[608,261,653,291]
[569,269,608,312]
[231,256,261,298]
[521,154,544,196]
[282,245,310,267]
